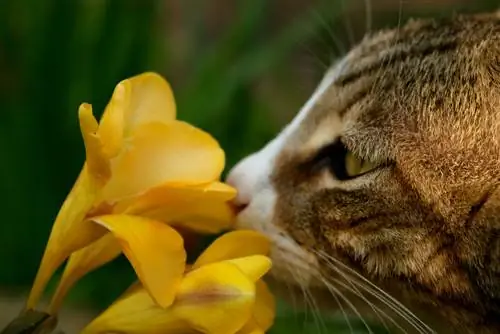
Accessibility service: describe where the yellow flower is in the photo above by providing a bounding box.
[26,72,237,313]
[81,230,276,334]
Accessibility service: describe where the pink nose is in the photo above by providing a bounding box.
[226,161,253,213]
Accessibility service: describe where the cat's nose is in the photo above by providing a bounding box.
[226,156,256,213]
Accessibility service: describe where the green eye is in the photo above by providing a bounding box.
[313,139,379,181]
[345,151,378,178]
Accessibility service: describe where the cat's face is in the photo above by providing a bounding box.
[227,12,500,332]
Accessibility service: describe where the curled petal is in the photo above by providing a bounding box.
[101,121,225,202]
[118,181,236,214]
[26,169,107,310]
[81,283,188,334]
[237,281,275,334]
[120,72,176,134]
[224,256,272,283]
[79,104,111,183]
[49,233,122,313]
[97,84,126,159]
[193,230,271,269]
[83,263,256,334]
[173,262,256,334]
[97,72,176,159]
[117,182,236,233]
[93,215,186,308]
[253,280,276,331]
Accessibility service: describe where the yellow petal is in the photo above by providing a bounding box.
[236,281,275,334]
[83,262,257,334]
[79,103,111,184]
[101,121,225,202]
[224,256,272,282]
[97,84,126,159]
[120,72,176,133]
[26,168,107,310]
[118,181,236,214]
[97,72,176,159]
[92,215,186,308]
[253,280,276,331]
[193,230,271,269]
[173,262,256,334]
[81,283,191,334]
[117,182,236,233]
[237,322,265,334]
[48,233,122,313]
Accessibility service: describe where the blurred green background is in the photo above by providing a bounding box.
[0,0,498,332]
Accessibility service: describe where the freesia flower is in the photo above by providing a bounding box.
[81,230,276,334]
[26,72,237,313]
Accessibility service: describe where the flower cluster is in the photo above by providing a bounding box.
[21,73,275,333]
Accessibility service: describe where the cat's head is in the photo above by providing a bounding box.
[227,12,500,331]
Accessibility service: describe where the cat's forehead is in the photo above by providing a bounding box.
[276,13,500,165]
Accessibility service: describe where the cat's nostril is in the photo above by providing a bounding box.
[226,167,252,214]
[229,184,251,215]
[231,201,249,216]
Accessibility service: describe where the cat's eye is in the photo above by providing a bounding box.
[344,151,378,178]
[312,139,379,181]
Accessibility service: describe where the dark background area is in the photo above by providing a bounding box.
[0,0,498,332]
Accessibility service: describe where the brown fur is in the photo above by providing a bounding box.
[267,12,500,333]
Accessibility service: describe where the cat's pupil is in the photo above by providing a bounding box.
[312,139,376,180]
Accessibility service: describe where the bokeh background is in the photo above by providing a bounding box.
[0,0,498,332]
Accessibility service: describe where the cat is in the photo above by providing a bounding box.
[227,11,500,334]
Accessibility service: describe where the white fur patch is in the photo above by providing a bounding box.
[226,60,346,210]
[225,59,347,283]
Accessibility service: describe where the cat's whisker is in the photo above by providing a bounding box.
[314,251,392,328]
[319,273,355,334]
[284,262,327,334]
[304,286,328,334]
[320,275,374,334]
[327,275,402,334]
[313,253,393,331]
[316,250,423,333]
[341,0,356,48]
[316,250,435,334]
[283,278,300,315]
[364,0,373,34]
[313,252,406,334]
[311,8,347,58]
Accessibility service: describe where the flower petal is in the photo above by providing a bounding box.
[173,262,256,334]
[81,283,189,334]
[83,262,257,334]
[236,281,275,334]
[97,84,126,159]
[117,181,236,214]
[193,230,271,269]
[121,72,176,133]
[101,121,225,202]
[26,168,107,310]
[48,233,122,313]
[92,215,186,308]
[116,182,236,233]
[253,280,276,331]
[224,255,272,282]
[97,72,176,159]
[79,103,111,183]
[237,323,265,334]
